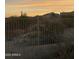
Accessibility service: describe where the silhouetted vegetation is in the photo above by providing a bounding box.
[5,11,74,59]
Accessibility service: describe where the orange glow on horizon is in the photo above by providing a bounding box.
[6,0,74,17]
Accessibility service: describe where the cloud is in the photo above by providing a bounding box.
[6,0,73,17]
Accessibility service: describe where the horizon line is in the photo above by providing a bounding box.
[6,11,74,18]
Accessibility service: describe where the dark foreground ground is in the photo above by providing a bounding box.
[5,12,74,59]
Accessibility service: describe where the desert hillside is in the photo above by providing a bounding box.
[5,11,74,59]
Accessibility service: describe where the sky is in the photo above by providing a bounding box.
[6,0,74,17]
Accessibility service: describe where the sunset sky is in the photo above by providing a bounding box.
[6,0,74,17]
